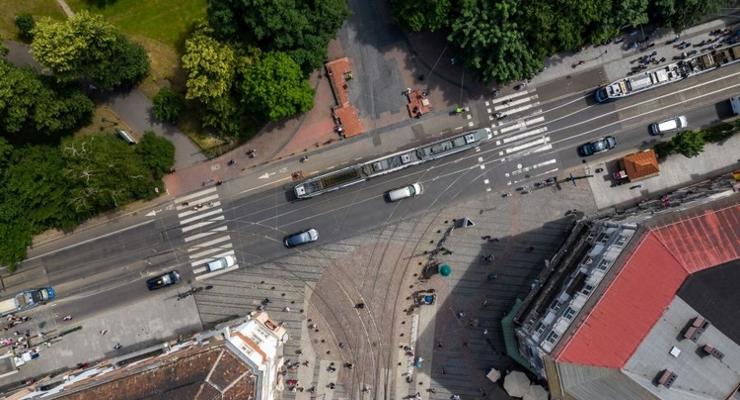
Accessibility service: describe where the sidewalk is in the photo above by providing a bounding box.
[586,135,740,209]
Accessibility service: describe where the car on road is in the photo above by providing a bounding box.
[385,183,423,202]
[206,255,236,272]
[284,228,319,248]
[650,115,687,135]
[578,136,617,157]
[146,270,181,290]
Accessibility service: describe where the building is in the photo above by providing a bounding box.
[617,149,660,182]
[9,312,288,400]
[512,192,740,400]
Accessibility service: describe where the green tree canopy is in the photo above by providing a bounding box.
[651,0,726,32]
[672,131,705,158]
[390,0,452,32]
[0,61,93,138]
[31,11,149,90]
[135,132,175,178]
[238,52,314,121]
[61,135,157,217]
[152,87,185,123]
[14,13,35,42]
[181,27,236,102]
[207,0,348,72]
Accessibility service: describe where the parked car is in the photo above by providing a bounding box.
[730,96,740,115]
[146,270,181,290]
[650,116,687,135]
[284,228,319,248]
[578,136,617,156]
[206,255,236,272]
[385,183,423,202]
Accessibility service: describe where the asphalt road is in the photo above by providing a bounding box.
[5,61,740,324]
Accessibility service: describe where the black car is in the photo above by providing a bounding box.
[284,228,319,248]
[146,270,181,290]
[578,136,616,157]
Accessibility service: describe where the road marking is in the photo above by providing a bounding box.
[238,176,292,195]
[176,187,218,203]
[195,264,240,281]
[490,90,529,104]
[493,95,537,111]
[24,219,156,262]
[181,216,225,233]
[188,243,233,260]
[505,137,549,154]
[179,208,223,224]
[187,235,232,251]
[502,127,548,144]
[184,226,228,243]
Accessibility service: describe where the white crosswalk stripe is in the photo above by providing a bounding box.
[174,188,240,279]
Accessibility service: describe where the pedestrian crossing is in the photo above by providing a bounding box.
[175,187,240,280]
[483,90,560,188]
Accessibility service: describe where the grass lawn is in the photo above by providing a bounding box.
[0,0,66,40]
[66,0,206,49]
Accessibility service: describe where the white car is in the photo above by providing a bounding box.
[650,116,687,135]
[385,183,423,202]
[206,255,236,272]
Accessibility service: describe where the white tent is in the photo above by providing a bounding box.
[504,370,531,398]
[523,384,548,400]
[486,368,501,383]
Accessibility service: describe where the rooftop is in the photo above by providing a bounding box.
[621,150,659,181]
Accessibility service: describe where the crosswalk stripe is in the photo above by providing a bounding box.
[493,95,537,111]
[503,127,548,144]
[177,202,222,218]
[175,187,218,203]
[176,195,221,211]
[195,264,240,281]
[490,90,530,104]
[180,208,224,225]
[505,137,550,154]
[181,216,226,233]
[184,226,228,243]
[186,235,231,251]
[189,243,233,260]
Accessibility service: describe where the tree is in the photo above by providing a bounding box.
[61,135,157,217]
[152,87,185,123]
[207,0,348,72]
[238,52,314,121]
[31,11,149,90]
[200,95,242,136]
[0,61,93,138]
[616,0,649,29]
[448,0,542,83]
[14,13,35,42]
[135,132,175,178]
[651,0,726,32]
[672,131,704,158]
[390,0,452,32]
[181,27,236,102]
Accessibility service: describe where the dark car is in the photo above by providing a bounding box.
[284,228,319,248]
[578,136,616,157]
[146,270,181,290]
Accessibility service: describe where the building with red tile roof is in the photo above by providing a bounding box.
[620,149,660,182]
[9,312,288,400]
[513,192,740,400]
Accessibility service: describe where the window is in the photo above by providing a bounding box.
[545,331,560,344]
[597,259,610,270]
[581,284,594,296]
[564,307,576,320]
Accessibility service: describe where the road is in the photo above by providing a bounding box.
[4,61,739,331]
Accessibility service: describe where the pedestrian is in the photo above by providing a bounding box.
[216,180,223,186]
[328,383,336,390]
[483,329,489,335]
[113,343,122,350]
[355,302,365,309]
[100,329,108,335]
[481,235,491,240]
[181,201,189,206]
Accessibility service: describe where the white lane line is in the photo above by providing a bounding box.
[179,208,223,225]
[534,168,559,177]
[184,226,228,243]
[181,216,225,233]
[188,243,233,260]
[187,235,232,251]
[190,249,235,268]
[505,137,549,154]
[490,90,530,104]
[25,220,156,262]
[195,264,240,281]
[175,187,218,203]
[238,176,292,195]
[503,127,548,144]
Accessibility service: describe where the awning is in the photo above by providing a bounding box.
[504,370,530,397]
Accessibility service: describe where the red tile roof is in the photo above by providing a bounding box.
[556,203,740,368]
[621,150,659,181]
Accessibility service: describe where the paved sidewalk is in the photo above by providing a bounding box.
[587,135,740,209]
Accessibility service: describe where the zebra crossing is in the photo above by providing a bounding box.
[483,90,560,187]
[175,187,240,280]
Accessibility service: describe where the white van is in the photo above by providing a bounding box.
[650,116,687,135]
[385,183,423,202]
